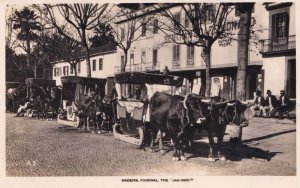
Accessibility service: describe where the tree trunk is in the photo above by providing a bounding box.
[82,30,91,78]
[84,45,91,78]
[26,39,30,79]
[203,46,211,97]
[121,50,128,73]
[236,3,254,101]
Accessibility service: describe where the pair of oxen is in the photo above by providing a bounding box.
[147,91,249,162]
[74,93,115,133]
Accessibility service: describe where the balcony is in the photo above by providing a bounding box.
[259,35,296,57]
[114,62,160,74]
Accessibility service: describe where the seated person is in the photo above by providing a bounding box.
[250,90,265,117]
[272,90,291,119]
[15,101,31,117]
[263,90,278,118]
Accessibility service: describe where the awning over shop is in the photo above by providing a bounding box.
[61,76,107,86]
[115,72,184,86]
[25,78,56,87]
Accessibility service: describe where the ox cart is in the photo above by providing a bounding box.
[113,72,184,147]
[57,76,106,127]
[25,78,56,118]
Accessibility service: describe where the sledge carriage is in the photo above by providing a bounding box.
[25,78,56,118]
[57,76,107,127]
[113,72,184,146]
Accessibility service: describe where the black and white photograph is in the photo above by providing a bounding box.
[2,0,298,187]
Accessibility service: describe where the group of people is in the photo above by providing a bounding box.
[250,89,292,119]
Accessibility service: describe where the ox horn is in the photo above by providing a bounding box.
[200,99,211,104]
[183,94,189,109]
[227,102,235,106]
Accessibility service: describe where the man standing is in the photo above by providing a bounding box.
[250,90,265,117]
[263,90,278,118]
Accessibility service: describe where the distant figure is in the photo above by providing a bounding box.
[211,78,221,97]
[135,87,142,100]
[263,90,278,118]
[163,66,169,76]
[272,90,291,119]
[250,90,265,117]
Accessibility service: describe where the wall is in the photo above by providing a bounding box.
[262,56,286,96]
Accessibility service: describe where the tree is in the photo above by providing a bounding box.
[109,6,154,72]
[37,32,82,77]
[235,3,255,101]
[12,7,42,78]
[43,4,109,78]
[89,23,116,48]
[155,3,234,97]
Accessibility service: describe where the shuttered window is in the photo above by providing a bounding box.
[173,45,180,61]
[272,12,289,40]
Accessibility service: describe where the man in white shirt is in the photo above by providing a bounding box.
[250,90,265,117]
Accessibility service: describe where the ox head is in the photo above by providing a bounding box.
[224,100,249,127]
[183,94,210,124]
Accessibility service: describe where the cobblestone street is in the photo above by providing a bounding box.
[6,113,296,176]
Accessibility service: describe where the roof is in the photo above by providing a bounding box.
[61,76,107,86]
[51,43,116,64]
[25,78,56,87]
[115,72,183,86]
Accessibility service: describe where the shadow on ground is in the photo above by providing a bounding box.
[187,128,296,161]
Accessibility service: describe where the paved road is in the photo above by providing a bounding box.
[6,113,296,176]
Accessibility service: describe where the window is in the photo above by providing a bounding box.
[121,55,125,66]
[187,46,194,59]
[272,12,289,40]
[173,45,180,61]
[78,62,81,73]
[121,28,125,41]
[141,51,146,64]
[130,26,135,39]
[92,60,96,71]
[153,49,158,65]
[63,66,69,76]
[174,13,181,29]
[185,13,190,27]
[54,68,59,77]
[99,58,103,70]
[142,22,146,36]
[153,19,158,34]
[70,66,74,74]
[201,4,216,22]
[130,54,134,65]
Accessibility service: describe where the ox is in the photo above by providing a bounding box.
[149,92,207,161]
[76,92,103,133]
[149,92,249,162]
[184,95,249,162]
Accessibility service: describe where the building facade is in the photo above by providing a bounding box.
[259,2,296,98]
[114,3,269,100]
[52,47,117,95]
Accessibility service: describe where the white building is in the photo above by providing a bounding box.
[258,2,296,98]
[114,3,268,99]
[52,46,117,94]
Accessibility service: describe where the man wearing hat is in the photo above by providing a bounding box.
[250,90,265,117]
[263,90,278,118]
[273,90,291,119]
